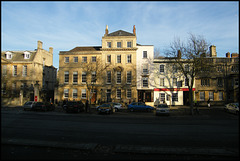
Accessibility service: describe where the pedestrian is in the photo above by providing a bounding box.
[207,98,211,108]
[85,100,89,112]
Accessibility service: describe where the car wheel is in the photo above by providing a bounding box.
[115,108,118,112]
[130,108,134,112]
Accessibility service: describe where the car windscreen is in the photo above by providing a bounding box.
[157,105,168,108]
[102,104,111,107]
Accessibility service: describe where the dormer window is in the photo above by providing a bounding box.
[6,51,12,59]
[24,51,30,59]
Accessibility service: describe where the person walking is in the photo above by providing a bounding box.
[207,98,211,108]
[85,100,89,113]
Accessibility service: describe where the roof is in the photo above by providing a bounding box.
[1,51,37,62]
[69,46,102,52]
[107,30,135,36]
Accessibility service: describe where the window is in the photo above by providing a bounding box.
[185,78,189,86]
[74,57,78,63]
[2,83,6,95]
[82,72,87,83]
[2,65,7,76]
[217,65,223,72]
[117,55,121,63]
[81,89,86,99]
[6,51,12,59]
[209,92,214,101]
[13,65,17,76]
[65,57,69,63]
[91,71,96,83]
[217,78,223,86]
[64,89,69,98]
[107,71,111,84]
[127,55,132,63]
[22,65,27,77]
[160,78,165,86]
[12,82,16,94]
[173,65,177,73]
[127,71,132,84]
[160,65,164,73]
[64,71,69,83]
[201,79,210,86]
[82,57,87,63]
[235,78,239,86]
[24,51,30,59]
[127,89,131,99]
[107,42,111,48]
[172,93,178,102]
[219,92,223,101]
[143,51,147,58]
[177,81,182,87]
[142,64,148,74]
[200,92,205,101]
[92,56,96,62]
[117,42,121,48]
[73,71,78,84]
[173,78,177,86]
[160,93,165,102]
[116,89,121,99]
[117,71,121,84]
[142,77,148,87]
[107,55,111,63]
[73,89,78,99]
[127,41,132,48]
[185,64,189,72]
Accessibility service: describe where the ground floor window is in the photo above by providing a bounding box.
[219,92,223,101]
[200,92,205,101]
[159,93,165,102]
[209,92,214,101]
[64,89,69,98]
[127,89,131,99]
[172,93,178,102]
[81,89,86,99]
[72,89,78,99]
[116,89,121,99]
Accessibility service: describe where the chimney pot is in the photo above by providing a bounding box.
[38,40,43,49]
[226,52,230,58]
[105,25,109,36]
[49,47,53,54]
[133,25,136,35]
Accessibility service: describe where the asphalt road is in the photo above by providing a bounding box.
[1,107,239,160]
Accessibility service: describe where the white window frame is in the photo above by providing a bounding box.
[160,65,164,73]
[117,55,121,63]
[117,42,121,48]
[160,78,165,86]
[65,57,69,63]
[219,92,223,101]
[24,51,30,59]
[127,71,132,84]
[107,71,111,84]
[64,89,69,98]
[81,89,86,99]
[116,71,121,84]
[13,65,17,76]
[6,51,12,59]
[107,55,111,63]
[82,56,87,63]
[22,65,27,77]
[127,89,131,99]
[73,57,78,63]
[64,71,69,83]
[200,92,205,101]
[82,72,87,84]
[143,51,147,58]
[142,77,148,87]
[72,89,78,99]
[116,89,121,99]
[107,42,111,48]
[142,64,148,74]
[73,71,78,84]
[127,41,132,48]
[172,92,178,102]
[209,92,214,101]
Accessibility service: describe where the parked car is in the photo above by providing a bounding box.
[32,102,47,111]
[128,102,154,112]
[109,102,123,112]
[224,103,239,115]
[23,101,36,111]
[98,103,114,114]
[156,104,170,116]
[63,101,84,113]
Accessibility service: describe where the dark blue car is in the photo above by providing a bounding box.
[128,102,154,112]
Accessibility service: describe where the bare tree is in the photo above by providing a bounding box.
[165,33,210,115]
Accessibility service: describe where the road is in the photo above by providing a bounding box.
[1,107,239,160]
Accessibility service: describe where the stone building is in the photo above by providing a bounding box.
[57,25,138,104]
[195,45,239,106]
[1,41,57,106]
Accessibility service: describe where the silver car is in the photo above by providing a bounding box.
[23,101,36,111]
[224,103,239,115]
[156,104,170,116]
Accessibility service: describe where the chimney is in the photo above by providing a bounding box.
[105,25,108,36]
[133,25,136,35]
[231,53,239,58]
[49,47,53,54]
[177,50,181,59]
[226,52,230,58]
[209,45,217,57]
[38,40,43,49]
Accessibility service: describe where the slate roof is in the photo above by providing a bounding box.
[107,30,135,36]
[69,46,102,52]
[1,51,37,62]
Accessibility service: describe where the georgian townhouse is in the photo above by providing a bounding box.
[195,45,239,106]
[153,57,195,106]
[1,41,57,106]
[58,25,138,104]
[136,44,154,106]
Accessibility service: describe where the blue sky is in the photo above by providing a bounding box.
[1,1,239,69]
